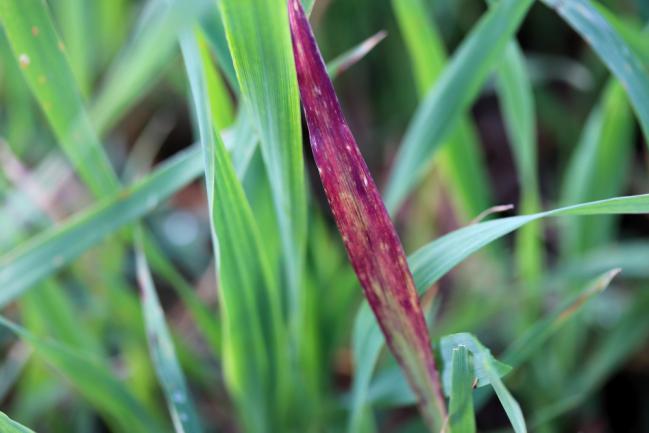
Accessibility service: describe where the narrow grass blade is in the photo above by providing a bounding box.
[220,0,307,328]
[143,239,222,358]
[0,411,35,433]
[503,269,620,368]
[135,235,204,433]
[289,1,446,430]
[482,356,526,433]
[91,0,209,134]
[326,31,387,79]
[560,81,633,257]
[495,42,543,287]
[180,31,288,433]
[0,0,119,197]
[391,0,491,219]
[541,0,649,142]
[0,146,203,306]
[384,0,535,212]
[449,346,476,433]
[52,0,91,95]
[532,291,649,426]
[348,304,384,433]
[0,317,164,432]
[409,194,649,292]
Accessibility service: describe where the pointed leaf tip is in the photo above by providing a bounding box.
[288,0,446,429]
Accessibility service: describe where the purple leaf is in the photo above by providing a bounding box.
[288,0,447,429]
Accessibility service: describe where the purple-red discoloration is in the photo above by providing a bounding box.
[288,0,446,428]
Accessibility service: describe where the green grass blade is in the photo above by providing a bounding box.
[409,194,649,292]
[482,355,526,433]
[135,235,204,433]
[495,42,543,288]
[0,0,119,197]
[503,269,619,368]
[0,411,36,433]
[449,346,476,433]
[348,304,384,433]
[531,291,649,426]
[560,81,634,257]
[91,0,209,134]
[541,0,649,142]
[220,0,307,326]
[0,317,165,432]
[0,146,203,306]
[180,31,288,432]
[391,0,491,219]
[143,238,222,358]
[51,0,91,95]
[384,0,535,212]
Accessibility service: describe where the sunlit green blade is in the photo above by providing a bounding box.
[449,346,476,433]
[0,317,164,432]
[496,42,542,288]
[391,0,491,219]
[0,146,203,306]
[135,235,204,433]
[560,81,633,257]
[384,0,535,212]
[541,0,649,142]
[180,31,288,432]
[0,0,119,197]
[220,0,307,327]
[0,411,35,433]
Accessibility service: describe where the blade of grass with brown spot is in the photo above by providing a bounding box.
[288,1,446,430]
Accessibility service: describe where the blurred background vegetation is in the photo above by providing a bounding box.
[0,0,648,432]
